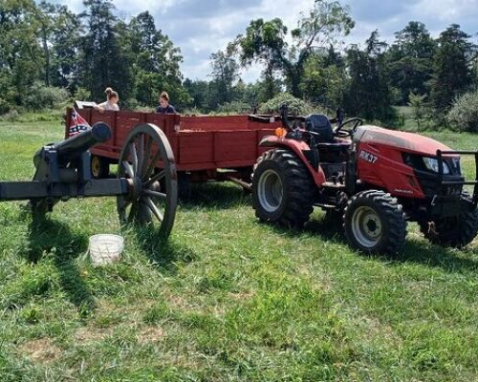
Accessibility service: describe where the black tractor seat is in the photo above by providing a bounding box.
[305,114,350,151]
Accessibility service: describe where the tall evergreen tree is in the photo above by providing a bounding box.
[207,50,239,108]
[50,5,82,89]
[430,24,474,112]
[344,31,395,123]
[79,0,133,101]
[387,22,436,104]
[128,11,186,107]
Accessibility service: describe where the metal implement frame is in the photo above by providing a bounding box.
[0,178,129,201]
[436,149,478,207]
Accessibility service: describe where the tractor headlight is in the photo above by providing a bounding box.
[423,157,450,174]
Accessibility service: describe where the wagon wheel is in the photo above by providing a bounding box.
[117,123,178,238]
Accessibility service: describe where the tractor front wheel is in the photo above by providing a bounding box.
[252,149,315,228]
[344,190,407,254]
[419,194,478,248]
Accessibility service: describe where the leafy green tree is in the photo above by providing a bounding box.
[50,5,82,89]
[407,92,428,129]
[128,11,187,107]
[387,22,436,104]
[230,0,354,97]
[78,0,134,101]
[343,31,396,123]
[207,50,240,108]
[430,24,475,113]
[36,1,56,87]
[0,0,43,105]
[299,49,347,108]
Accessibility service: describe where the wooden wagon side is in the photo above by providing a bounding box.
[66,108,281,188]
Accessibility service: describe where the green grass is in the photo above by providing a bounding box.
[1,119,478,381]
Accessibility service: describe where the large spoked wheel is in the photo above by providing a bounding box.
[344,190,407,254]
[117,123,178,238]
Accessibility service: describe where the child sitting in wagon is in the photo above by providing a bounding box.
[94,87,120,113]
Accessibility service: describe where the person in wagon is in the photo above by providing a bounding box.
[156,91,177,114]
[94,87,120,113]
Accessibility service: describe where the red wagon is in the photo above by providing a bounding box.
[65,108,282,190]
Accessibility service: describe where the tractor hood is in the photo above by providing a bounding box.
[354,125,452,156]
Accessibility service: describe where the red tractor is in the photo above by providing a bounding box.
[252,105,478,254]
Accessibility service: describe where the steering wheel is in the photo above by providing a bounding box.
[334,118,363,138]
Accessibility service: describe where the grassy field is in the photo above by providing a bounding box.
[1,117,478,381]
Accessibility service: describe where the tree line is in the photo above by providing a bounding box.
[1,0,477,129]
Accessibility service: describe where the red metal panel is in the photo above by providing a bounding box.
[89,148,119,161]
[214,131,256,164]
[178,132,214,165]
[257,129,275,156]
[180,116,250,132]
[176,163,217,171]
[89,110,116,149]
[146,114,180,135]
[64,108,282,179]
[146,114,180,161]
[78,108,92,125]
[115,111,146,148]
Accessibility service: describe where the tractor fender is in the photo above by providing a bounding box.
[259,135,326,187]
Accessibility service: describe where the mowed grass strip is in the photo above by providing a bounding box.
[0,120,478,381]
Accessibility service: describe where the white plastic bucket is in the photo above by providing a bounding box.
[88,234,124,266]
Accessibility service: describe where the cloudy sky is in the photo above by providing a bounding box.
[49,0,478,82]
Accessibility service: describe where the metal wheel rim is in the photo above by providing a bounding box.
[351,206,382,248]
[258,169,283,213]
[117,123,178,238]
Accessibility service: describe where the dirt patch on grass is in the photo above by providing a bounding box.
[21,338,61,363]
[228,291,255,300]
[75,326,113,343]
[137,326,165,344]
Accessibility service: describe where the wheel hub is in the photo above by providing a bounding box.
[258,169,283,213]
[126,176,144,200]
[351,206,383,248]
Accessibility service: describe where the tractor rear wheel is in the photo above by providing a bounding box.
[419,194,478,248]
[344,190,407,254]
[252,149,315,228]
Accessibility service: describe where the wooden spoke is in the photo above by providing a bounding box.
[144,196,164,222]
[144,151,162,180]
[140,135,152,178]
[143,189,167,202]
[128,203,138,223]
[117,196,131,210]
[144,169,166,188]
[137,135,145,177]
[129,142,139,174]
[122,161,135,179]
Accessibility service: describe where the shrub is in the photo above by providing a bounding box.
[259,93,317,115]
[24,82,69,110]
[0,109,19,122]
[0,98,11,115]
[447,91,478,132]
[218,101,252,115]
[74,87,91,101]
